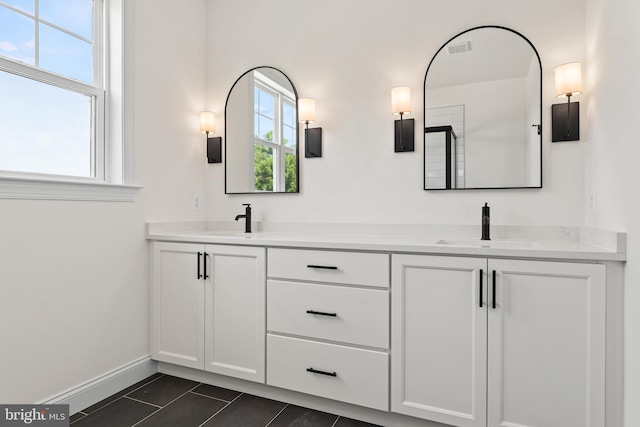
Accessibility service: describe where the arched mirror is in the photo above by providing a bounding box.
[424,26,542,190]
[225,67,299,194]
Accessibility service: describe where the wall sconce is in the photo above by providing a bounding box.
[299,98,322,158]
[200,111,222,163]
[552,62,582,142]
[392,86,415,152]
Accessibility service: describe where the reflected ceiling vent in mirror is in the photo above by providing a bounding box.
[447,41,471,55]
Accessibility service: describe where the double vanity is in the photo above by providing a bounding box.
[147,222,625,427]
[142,19,625,426]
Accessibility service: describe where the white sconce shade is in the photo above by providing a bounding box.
[391,86,411,115]
[554,62,583,98]
[199,111,216,134]
[298,98,316,123]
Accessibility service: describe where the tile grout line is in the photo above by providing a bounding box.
[123,395,163,409]
[130,382,203,427]
[69,411,89,424]
[128,405,163,427]
[80,374,166,415]
[264,403,289,427]
[188,390,237,404]
[197,392,245,427]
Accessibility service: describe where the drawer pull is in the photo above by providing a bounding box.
[307,264,338,270]
[306,309,337,317]
[306,367,337,377]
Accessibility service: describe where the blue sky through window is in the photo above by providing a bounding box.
[0,7,35,65]
[254,87,275,140]
[0,70,92,177]
[1,0,33,14]
[40,0,93,40]
[0,1,93,82]
[40,22,92,83]
[0,1,95,178]
[283,102,295,148]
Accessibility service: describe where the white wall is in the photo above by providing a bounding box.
[204,0,586,226]
[0,0,207,403]
[584,0,640,425]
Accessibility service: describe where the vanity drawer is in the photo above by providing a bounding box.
[268,248,389,288]
[267,334,389,411]
[267,280,389,349]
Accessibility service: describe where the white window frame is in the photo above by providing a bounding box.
[0,0,138,201]
[252,72,296,192]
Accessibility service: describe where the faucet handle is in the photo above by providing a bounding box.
[242,203,251,207]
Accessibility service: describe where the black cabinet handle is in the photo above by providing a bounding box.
[306,367,337,377]
[306,310,337,317]
[479,269,483,308]
[204,253,209,280]
[197,252,203,279]
[492,270,497,309]
[307,265,338,270]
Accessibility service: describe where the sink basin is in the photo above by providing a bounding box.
[435,239,542,249]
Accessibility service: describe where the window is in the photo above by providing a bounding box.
[253,71,297,193]
[0,0,136,200]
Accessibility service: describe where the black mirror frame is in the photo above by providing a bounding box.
[224,66,300,195]
[423,25,543,191]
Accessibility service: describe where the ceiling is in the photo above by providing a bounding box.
[426,27,538,89]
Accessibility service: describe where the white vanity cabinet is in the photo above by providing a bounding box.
[266,248,391,411]
[391,254,606,427]
[151,242,266,383]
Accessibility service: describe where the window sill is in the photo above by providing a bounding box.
[0,176,141,202]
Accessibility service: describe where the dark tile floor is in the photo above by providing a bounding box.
[69,373,382,427]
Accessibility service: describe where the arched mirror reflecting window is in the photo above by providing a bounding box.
[225,67,299,194]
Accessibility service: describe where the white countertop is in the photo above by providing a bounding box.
[146,222,626,262]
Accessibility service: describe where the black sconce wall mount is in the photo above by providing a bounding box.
[392,86,415,152]
[299,98,323,158]
[552,62,582,142]
[200,111,222,163]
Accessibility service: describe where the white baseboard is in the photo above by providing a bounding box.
[41,356,158,415]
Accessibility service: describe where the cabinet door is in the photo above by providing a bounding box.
[151,242,205,369]
[392,255,487,427]
[204,245,266,383]
[487,259,605,427]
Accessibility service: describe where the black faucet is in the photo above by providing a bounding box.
[481,202,490,240]
[235,204,252,233]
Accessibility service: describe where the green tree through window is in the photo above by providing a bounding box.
[254,130,297,192]
[254,144,273,191]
